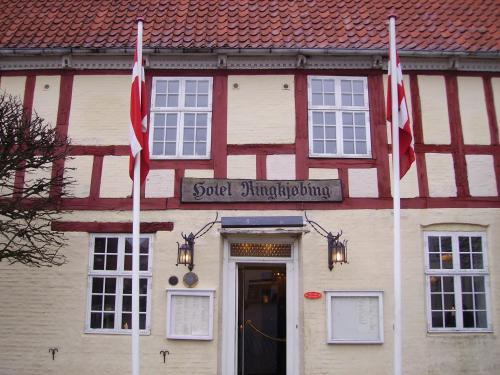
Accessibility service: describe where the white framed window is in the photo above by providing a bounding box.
[326,291,384,344]
[308,76,371,157]
[166,289,215,340]
[86,234,153,334]
[150,77,213,159]
[424,232,491,332]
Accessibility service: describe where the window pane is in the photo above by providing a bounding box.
[165,143,176,155]
[198,94,208,107]
[343,141,354,154]
[185,94,196,107]
[90,313,102,329]
[461,276,472,293]
[198,80,209,94]
[122,313,131,330]
[353,80,364,93]
[91,295,103,310]
[105,278,116,293]
[353,94,364,106]
[460,254,471,269]
[140,279,148,294]
[432,312,443,328]
[324,112,335,125]
[474,277,485,292]
[476,311,487,328]
[462,294,473,310]
[183,142,194,155]
[165,128,176,141]
[184,128,194,141]
[459,236,470,252]
[324,79,335,92]
[196,113,208,126]
[124,255,132,271]
[106,255,117,270]
[442,253,453,269]
[472,254,483,269]
[140,314,146,330]
[313,141,324,153]
[312,111,323,124]
[140,296,147,312]
[156,81,167,93]
[475,294,486,309]
[341,93,352,106]
[311,79,323,93]
[166,113,177,126]
[154,113,165,127]
[343,127,354,139]
[463,311,474,328]
[429,254,440,269]
[166,94,178,107]
[312,93,323,106]
[185,80,197,93]
[313,126,323,139]
[123,278,132,294]
[153,128,165,141]
[107,238,118,252]
[104,295,115,311]
[441,237,452,252]
[140,238,149,254]
[428,237,439,252]
[355,127,366,139]
[122,296,131,312]
[340,80,351,93]
[444,312,456,327]
[471,237,482,252]
[195,143,207,156]
[356,142,367,154]
[168,80,179,93]
[155,94,167,107]
[324,93,335,106]
[185,113,195,126]
[443,277,454,292]
[103,313,114,329]
[139,255,148,271]
[92,277,104,293]
[152,142,163,155]
[196,128,207,141]
[325,127,336,139]
[443,294,455,309]
[430,276,441,292]
[342,112,353,125]
[325,141,337,154]
[431,294,442,309]
[94,255,105,270]
[95,238,106,253]
[354,112,365,125]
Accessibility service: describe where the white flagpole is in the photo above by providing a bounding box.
[132,19,143,375]
[389,16,402,375]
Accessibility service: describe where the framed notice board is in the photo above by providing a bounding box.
[166,289,215,340]
[326,291,384,344]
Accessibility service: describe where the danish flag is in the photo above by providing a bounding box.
[129,38,149,184]
[387,52,415,178]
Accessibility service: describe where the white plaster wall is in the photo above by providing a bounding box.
[348,168,378,197]
[308,168,339,179]
[266,154,295,180]
[383,74,413,144]
[227,155,256,179]
[100,156,131,198]
[458,77,490,145]
[145,169,175,198]
[69,75,130,145]
[426,153,457,197]
[389,157,420,198]
[184,169,214,178]
[227,75,295,144]
[32,75,60,128]
[419,75,451,145]
[0,208,499,375]
[64,156,94,198]
[466,155,497,197]
[0,76,26,102]
[492,78,500,144]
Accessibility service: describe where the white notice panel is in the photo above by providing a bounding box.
[166,289,215,340]
[326,291,384,344]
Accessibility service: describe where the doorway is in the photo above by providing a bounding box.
[221,237,299,375]
[238,265,287,375]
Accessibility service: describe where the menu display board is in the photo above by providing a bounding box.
[166,289,215,340]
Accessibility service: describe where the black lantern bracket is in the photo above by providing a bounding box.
[176,212,219,271]
[304,211,348,271]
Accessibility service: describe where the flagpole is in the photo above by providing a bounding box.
[132,18,143,375]
[389,15,402,375]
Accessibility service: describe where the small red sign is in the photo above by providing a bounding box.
[304,291,322,299]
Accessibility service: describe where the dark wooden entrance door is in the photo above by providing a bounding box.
[237,265,286,375]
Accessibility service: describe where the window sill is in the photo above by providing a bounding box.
[84,329,151,335]
[309,154,373,159]
[150,155,211,160]
[426,329,493,334]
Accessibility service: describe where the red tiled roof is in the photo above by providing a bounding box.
[0,0,498,53]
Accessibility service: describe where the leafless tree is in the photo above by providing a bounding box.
[0,91,73,267]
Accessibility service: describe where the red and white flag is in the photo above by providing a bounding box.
[387,52,415,178]
[129,31,149,184]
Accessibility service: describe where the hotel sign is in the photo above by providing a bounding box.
[181,178,342,203]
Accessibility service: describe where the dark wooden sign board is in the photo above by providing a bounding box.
[181,178,342,203]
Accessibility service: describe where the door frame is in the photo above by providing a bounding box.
[221,235,300,375]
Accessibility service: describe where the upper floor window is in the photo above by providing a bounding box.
[424,232,491,332]
[150,77,213,159]
[86,234,153,334]
[308,76,371,158]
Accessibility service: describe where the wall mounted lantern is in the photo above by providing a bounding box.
[305,212,348,271]
[176,213,219,272]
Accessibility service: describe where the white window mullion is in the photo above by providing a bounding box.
[454,275,463,329]
[336,111,343,156]
[177,112,184,156]
[115,276,123,330]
